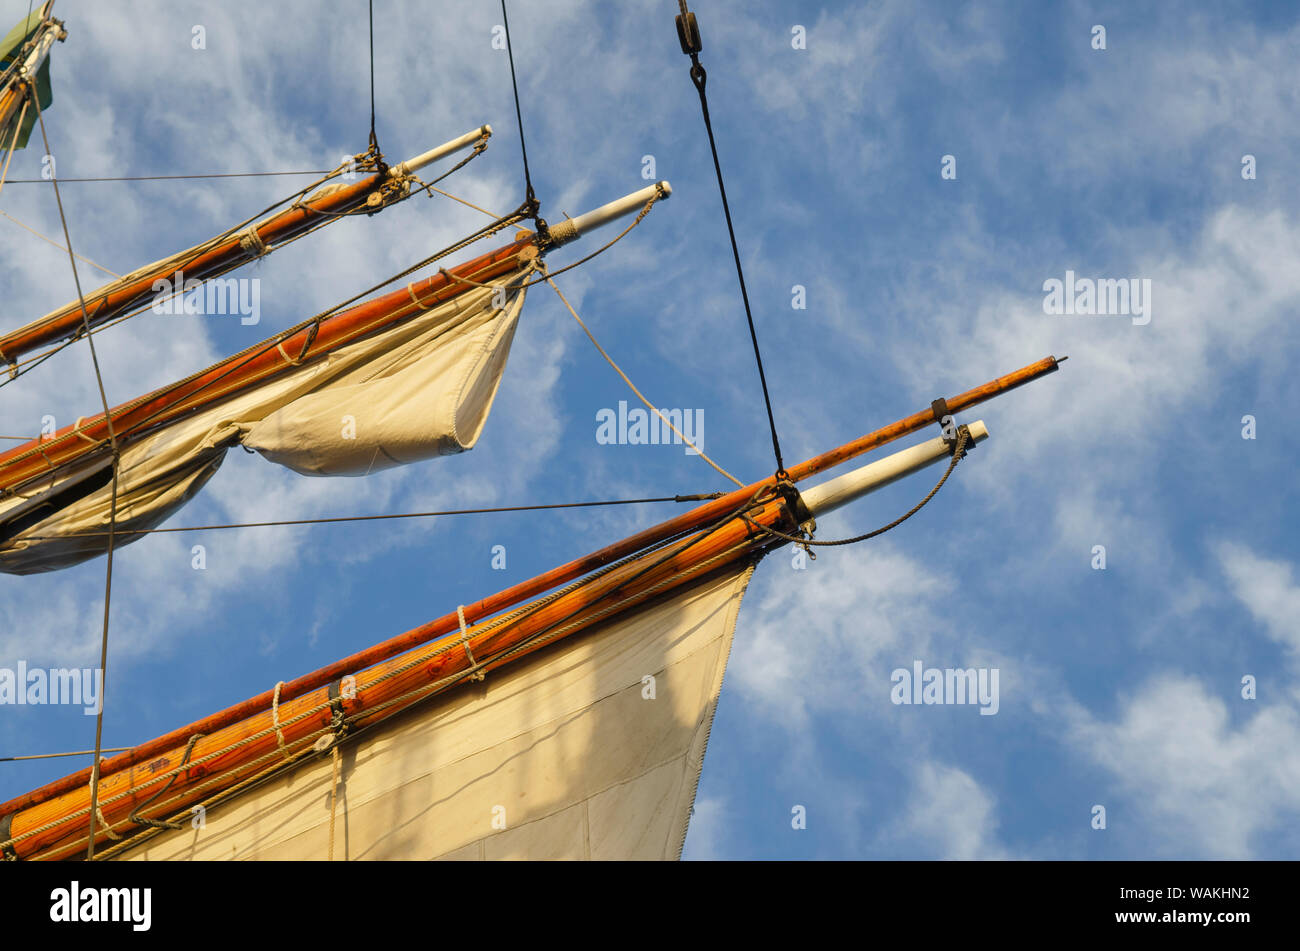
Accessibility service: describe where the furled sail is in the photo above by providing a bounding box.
[0,261,533,574]
[0,182,670,575]
[0,3,62,155]
[0,126,492,365]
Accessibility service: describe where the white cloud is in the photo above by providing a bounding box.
[1065,675,1300,858]
[729,544,947,730]
[894,761,1012,860]
[1216,542,1300,660]
[681,795,727,860]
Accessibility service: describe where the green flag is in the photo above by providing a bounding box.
[1,10,55,152]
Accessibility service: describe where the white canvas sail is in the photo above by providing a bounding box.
[116,561,756,860]
[0,264,533,574]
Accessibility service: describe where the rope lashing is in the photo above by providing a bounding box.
[406,282,434,311]
[272,681,288,756]
[457,605,485,681]
[741,428,971,548]
[319,680,352,860]
[87,772,121,841]
[72,416,96,443]
[237,223,270,258]
[274,317,320,366]
[127,733,204,831]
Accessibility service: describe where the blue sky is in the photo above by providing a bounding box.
[2,0,1299,860]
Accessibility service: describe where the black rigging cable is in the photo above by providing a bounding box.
[2,170,332,183]
[499,0,537,215]
[674,1,787,479]
[22,493,727,540]
[367,0,378,154]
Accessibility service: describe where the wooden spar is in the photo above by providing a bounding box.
[6,493,802,860]
[0,355,1063,825]
[0,177,669,495]
[0,235,537,493]
[0,128,491,363]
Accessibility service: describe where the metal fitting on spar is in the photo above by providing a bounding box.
[545,181,673,247]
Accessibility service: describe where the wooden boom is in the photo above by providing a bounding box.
[0,127,491,364]
[0,234,538,494]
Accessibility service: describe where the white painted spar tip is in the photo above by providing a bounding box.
[801,419,989,519]
[388,125,493,179]
[547,181,672,246]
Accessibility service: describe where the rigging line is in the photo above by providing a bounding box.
[0,88,31,194]
[543,263,745,487]
[676,2,787,479]
[367,0,377,152]
[21,494,727,539]
[33,98,119,862]
[0,169,333,183]
[1,747,133,763]
[422,182,502,220]
[498,0,536,209]
[0,97,30,194]
[0,210,121,276]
